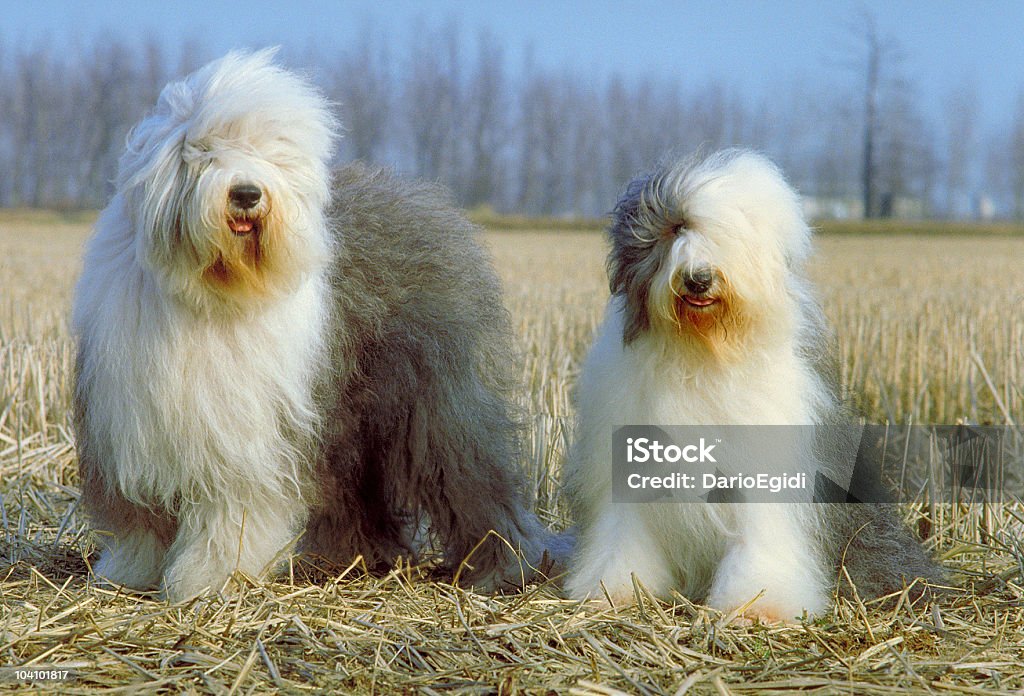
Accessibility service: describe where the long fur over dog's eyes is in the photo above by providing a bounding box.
[566,149,943,621]
[73,50,570,603]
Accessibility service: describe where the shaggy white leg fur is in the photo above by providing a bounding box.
[162,496,303,602]
[73,50,337,601]
[566,151,845,621]
[706,505,829,621]
[93,529,167,591]
[566,506,676,605]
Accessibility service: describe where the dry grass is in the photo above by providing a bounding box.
[1,221,1022,694]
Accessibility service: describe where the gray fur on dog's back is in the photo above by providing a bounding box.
[823,503,944,599]
[302,163,570,589]
[813,342,946,600]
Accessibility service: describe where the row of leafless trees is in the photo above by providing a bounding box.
[2,25,1022,218]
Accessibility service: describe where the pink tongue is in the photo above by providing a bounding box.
[685,295,715,307]
[229,220,254,233]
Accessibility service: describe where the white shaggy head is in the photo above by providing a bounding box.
[608,149,816,362]
[117,48,337,312]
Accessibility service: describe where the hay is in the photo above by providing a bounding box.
[2,223,1022,693]
[2,492,1021,694]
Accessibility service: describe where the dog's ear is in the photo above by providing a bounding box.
[607,173,657,344]
[610,174,647,229]
[608,239,653,345]
[619,296,649,344]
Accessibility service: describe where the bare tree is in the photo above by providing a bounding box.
[875,72,938,216]
[606,77,698,186]
[329,28,391,163]
[942,80,979,217]
[0,25,1004,219]
[836,9,901,218]
[811,96,862,201]
[605,76,644,192]
[78,37,140,204]
[567,81,605,215]
[1008,93,1024,219]
[461,30,509,207]
[10,44,59,206]
[860,19,882,218]
[0,37,10,205]
[517,71,565,215]
[175,37,207,76]
[404,21,461,183]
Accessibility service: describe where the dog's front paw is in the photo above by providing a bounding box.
[707,582,825,624]
[161,547,233,603]
[93,550,160,593]
[91,531,166,592]
[456,555,536,594]
[715,601,806,625]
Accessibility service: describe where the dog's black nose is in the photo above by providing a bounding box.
[683,268,715,295]
[229,183,262,209]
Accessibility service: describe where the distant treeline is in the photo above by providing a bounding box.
[2,24,1023,219]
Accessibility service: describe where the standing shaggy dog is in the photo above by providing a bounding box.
[74,50,565,602]
[565,150,940,621]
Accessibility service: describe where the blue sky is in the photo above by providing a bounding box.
[5,0,1023,132]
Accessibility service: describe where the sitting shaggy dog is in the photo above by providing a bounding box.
[73,50,566,602]
[565,150,942,621]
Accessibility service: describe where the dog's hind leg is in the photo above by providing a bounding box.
[302,448,416,572]
[404,384,568,592]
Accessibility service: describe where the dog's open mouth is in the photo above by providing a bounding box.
[227,218,261,236]
[682,295,718,308]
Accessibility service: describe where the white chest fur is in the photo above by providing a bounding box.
[74,234,327,510]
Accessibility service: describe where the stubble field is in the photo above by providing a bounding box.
[1,216,1022,693]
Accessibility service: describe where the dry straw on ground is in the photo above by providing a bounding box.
[1,220,1022,694]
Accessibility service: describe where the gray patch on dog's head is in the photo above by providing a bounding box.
[606,167,688,344]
